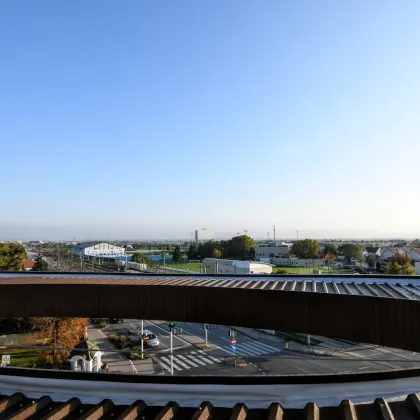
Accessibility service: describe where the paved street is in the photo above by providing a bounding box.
[90,320,420,377]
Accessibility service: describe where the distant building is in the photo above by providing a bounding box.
[203,258,273,275]
[273,257,324,267]
[195,229,213,244]
[380,247,408,261]
[72,242,125,258]
[255,242,292,261]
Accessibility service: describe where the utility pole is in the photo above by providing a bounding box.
[203,324,209,347]
[141,320,144,360]
[273,224,276,243]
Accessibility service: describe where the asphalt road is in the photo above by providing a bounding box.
[102,320,420,376]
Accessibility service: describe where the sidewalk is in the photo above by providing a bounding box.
[88,325,155,375]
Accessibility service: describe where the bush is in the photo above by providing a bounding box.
[99,322,108,328]
[276,269,289,274]
[129,352,151,360]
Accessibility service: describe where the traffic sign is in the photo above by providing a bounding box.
[231,338,236,344]
[231,345,236,351]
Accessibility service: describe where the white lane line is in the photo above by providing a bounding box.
[97,327,137,374]
[189,352,207,366]
[161,356,182,371]
[158,359,171,372]
[197,355,214,364]
[243,342,278,354]
[220,337,233,343]
[145,320,199,347]
[170,356,191,369]
[231,348,250,357]
[217,347,235,355]
[235,342,266,355]
[252,341,282,352]
[358,366,368,370]
[177,355,199,368]
[197,350,222,363]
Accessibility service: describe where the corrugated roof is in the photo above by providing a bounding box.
[1,273,420,301]
[1,392,420,419]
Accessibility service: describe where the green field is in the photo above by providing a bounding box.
[273,266,329,274]
[167,262,203,273]
[0,348,38,367]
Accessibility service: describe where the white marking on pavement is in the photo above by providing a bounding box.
[170,356,191,369]
[177,354,200,368]
[190,352,207,366]
[235,342,265,356]
[161,356,182,371]
[197,350,222,363]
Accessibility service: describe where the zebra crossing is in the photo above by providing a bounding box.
[155,341,282,373]
[156,350,221,373]
[218,340,281,357]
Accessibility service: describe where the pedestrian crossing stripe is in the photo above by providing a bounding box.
[218,340,281,357]
[155,341,281,373]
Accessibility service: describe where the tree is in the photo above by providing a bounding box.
[224,235,254,260]
[33,254,49,271]
[366,255,376,270]
[187,244,197,260]
[385,259,415,275]
[291,239,320,259]
[172,246,181,263]
[32,317,88,367]
[212,249,222,259]
[324,243,338,255]
[131,252,149,264]
[338,244,362,264]
[389,253,411,266]
[0,243,27,271]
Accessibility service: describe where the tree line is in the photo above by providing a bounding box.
[187,235,255,260]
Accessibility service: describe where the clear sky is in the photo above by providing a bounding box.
[1,1,420,240]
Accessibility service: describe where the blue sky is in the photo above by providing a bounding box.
[1,1,420,240]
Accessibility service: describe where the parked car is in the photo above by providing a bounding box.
[142,330,160,347]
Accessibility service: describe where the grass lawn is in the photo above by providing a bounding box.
[273,266,330,274]
[0,348,39,367]
[167,262,203,273]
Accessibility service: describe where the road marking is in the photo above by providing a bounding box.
[358,366,368,370]
[177,354,199,368]
[141,320,194,347]
[161,356,182,371]
[234,342,265,355]
[170,356,191,369]
[197,355,214,364]
[251,341,282,352]
[157,358,171,372]
[217,346,236,355]
[129,360,138,374]
[197,350,222,363]
[189,352,207,366]
[220,337,232,343]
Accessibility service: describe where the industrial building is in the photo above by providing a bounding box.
[202,258,273,274]
[72,242,126,258]
[254,242,292,261]
[195,228,213,244]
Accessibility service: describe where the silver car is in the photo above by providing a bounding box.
[143,330,160,347]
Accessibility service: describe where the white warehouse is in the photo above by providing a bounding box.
[195,229,213,244]
[72,242,126,258]
[203,258,273,275]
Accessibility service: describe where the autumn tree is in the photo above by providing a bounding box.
[291,239,320,259]
[212,249,222,259]
[32,317,89,367]
[385,260,415,275]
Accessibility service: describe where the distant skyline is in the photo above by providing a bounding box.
[1,1,420,239]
